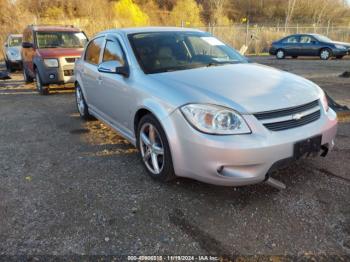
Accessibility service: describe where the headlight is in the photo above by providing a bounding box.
[44,59,59,68]
[335,44,346,50]
[181,104,251,135]
[320,91,329,112]
[7,50,19,59]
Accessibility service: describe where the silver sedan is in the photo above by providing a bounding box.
[74,27,337,188]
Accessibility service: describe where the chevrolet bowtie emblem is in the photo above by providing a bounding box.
[292,113,303,120]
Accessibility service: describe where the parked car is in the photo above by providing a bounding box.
[74,27,337,188]
[21,25,88,95]
[3,34,23,72]
[269,33,350,60]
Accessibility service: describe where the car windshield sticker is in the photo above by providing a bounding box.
[201,37,225,46]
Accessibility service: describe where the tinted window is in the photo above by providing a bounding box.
[9,36,22,47]
[282,36,299,43]
[300,36,313,43]
[85,37,104,65]
[128,31,246,74]
[36,32,87,49]
[102,40,125,65]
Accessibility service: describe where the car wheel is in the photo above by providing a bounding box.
[276,49,285,59]
[35,69,49,95]
[137,114,175,182]
[5,60,12,72]
[336,55,344,59]
[75,83,93,120]
[292,56,298,59]
[319,48,331,60]
[23,67,34,83]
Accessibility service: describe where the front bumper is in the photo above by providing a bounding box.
[163,107,337,186]
[332,49,349,56]
[37,57,77,85]
[8,60,22,68]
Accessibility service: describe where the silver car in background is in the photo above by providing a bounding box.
[74,27,337,188]
[3,34,23,72]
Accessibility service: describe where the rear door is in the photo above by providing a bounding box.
[299,35,319,56]
[281,35,300,56]
[81,36,105,110]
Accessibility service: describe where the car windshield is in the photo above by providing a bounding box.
[9,37,22,47]
[36,31,88,49]
[128,31,247,74]
[314,35,332,42]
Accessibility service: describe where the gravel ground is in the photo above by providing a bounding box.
[0,57,349,260]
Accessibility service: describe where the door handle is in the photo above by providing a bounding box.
[97,76,103,85]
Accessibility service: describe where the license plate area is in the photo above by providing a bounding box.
[294,135,322,160]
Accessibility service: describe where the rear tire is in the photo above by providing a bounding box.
[319,48,331,60]
[276,49,285,59]
[137,114,175,182]
[35,69,49,95]
[292,56,298,59]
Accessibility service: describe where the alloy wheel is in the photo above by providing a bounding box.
[320,50,330,60]
[76,87,85,115]
[139,123,165,175]
[276,50,284,59]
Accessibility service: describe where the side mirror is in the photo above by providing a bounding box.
[22,42,33,48]
[311,40,317,44]
[98,60,129,77]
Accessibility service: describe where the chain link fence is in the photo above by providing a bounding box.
[196,24,350,54]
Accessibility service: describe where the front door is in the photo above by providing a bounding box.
[81,36,105,110]
[96,38,133,137]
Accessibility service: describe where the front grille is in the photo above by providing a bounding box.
[65,57,78,63]
[254,100,321,131]
[254,100,319,120]
[64,69,74,76]
[263,110,321,131]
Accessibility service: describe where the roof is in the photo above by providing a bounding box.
[98,27,203,36]
[30,25,82,32]
[8,34,23,37]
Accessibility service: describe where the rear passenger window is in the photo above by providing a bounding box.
[85,37,104,65]
[283,36,299,43]
[102,40,125,65]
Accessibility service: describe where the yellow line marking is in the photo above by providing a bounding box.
[337,111,350,123]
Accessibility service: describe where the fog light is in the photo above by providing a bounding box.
[49,74,55,79]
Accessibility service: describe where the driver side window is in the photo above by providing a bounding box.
[85,37,104,65]
[102,40,125,66]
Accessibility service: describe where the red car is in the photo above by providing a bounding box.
[21,25,88,95]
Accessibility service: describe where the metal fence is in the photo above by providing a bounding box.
[196,24,350,54]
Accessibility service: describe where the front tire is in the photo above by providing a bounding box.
[276,49,285,59]
[336,55,344,59]
[137,114,175,182]
[23,67,34,83]
[320,48,331,60]
[5,60,13,72]
[75,83,93,120]
[292,56,298,59]
[35,69,49,95]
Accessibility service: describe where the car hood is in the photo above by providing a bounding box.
[37,48,84,58]
[149,63,321,113]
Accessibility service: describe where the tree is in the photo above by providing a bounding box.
[168,0,204,26]
[113,0,149,27]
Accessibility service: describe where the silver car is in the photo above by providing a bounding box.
[3,34,22,72]
[74,27,337,188]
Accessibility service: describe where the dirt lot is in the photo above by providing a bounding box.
[0,57,349,260]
